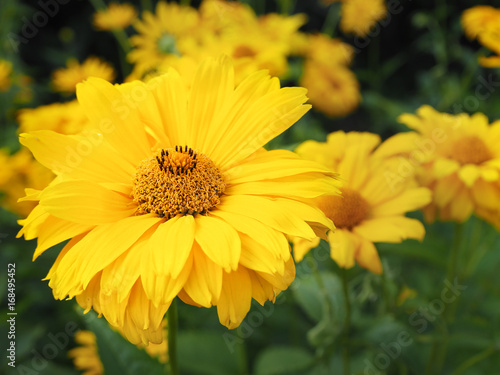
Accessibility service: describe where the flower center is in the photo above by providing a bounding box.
[318,188,370,230]
[157,33,180,55]
[450,135,492,165]
[132,146,225,219]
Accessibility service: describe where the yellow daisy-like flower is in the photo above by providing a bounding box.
[303,34,354,67]
[397,105,500,226]
[300,62,360,117]
[294,131,431,274]
[0,59,13,91]
[128,1,199,77]
[17,100,89,135]
[18,56,339,344]
[52,57,115,94]
[93,2,138,31]
[69,327,167,374]
[340,0,387,37]
[462,6,500,68]
[0,148,55,217]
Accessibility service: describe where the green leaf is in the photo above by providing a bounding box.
[84,311,164,375]
[177,331,240,375]
[254,346,314,375]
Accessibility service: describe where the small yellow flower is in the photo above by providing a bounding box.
[397,105,500,227]
[303,34,354,67]
[462,6,500,68]
[18,56,339,344]
[0,59,13,92]
[93,2,138,31]
[52,57,115,94]
[294,131,431,274]
[340,0,387,37]
[300,62,360,117]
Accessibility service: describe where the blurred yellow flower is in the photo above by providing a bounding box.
[462,6,500,68]
[300,62,360,117]
[18,56,338,344]
[0,148,55,218]
[340,0,387,37]
[52,57,115,94]
[0,59,13,91]
[93,2,138,31]
[128,1,199,77]
[397,106,500,227]
[303,34,354,67]
[294,131,431,274]
[17,100,89,134]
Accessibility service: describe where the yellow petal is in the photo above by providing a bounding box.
[249,270,277,305]
[195,215,241,272]
[355,239,382,274]
[292,237,320,262]
[373,131,420,159]
[182,243,223,307]
[353,216,425,243]
[449,186,474,222]
[39,180,136,225]
[371,187,431,217]
[458,164,481,187]
[328,230,357,269]
[148,215,195,279]
[217,267,252,329]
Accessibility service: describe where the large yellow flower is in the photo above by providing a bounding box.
[294,131,431,274]
[18,56,339,344]
[128,1,199,77]
[340,0,387,37]
[93,2,138,31]
[462,6,500,68]
[397,105,500,227]
[52,57,115,94]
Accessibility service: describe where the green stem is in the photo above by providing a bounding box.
[141,0,153,12]
[450,346,497,375]
[321,3,341,37]
[427,223,463,375]
[278,0,291,15]
[341,268,351,375]
[167,300,179,375]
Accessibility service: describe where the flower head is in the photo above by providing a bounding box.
[52,57,115,94]
[340,0,387,37]
[294,131,431,274]
[93,2,138,31]
[397,105,500,226]
[18,56,339,344]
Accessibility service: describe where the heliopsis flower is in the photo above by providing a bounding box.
[69,327,167,374]
[294,131,431,274]
[128,1,199,78]
[462,6,500,68]
[300,62,360,117]
[52,57,115,94]
[18,56,339,344]
[93,2,138,31]
[303,34,354,67]
[17,100,89,135]
[397,105,500,227]
[0,148,54,217]
[340,0,387,37]
[0,59,12,91]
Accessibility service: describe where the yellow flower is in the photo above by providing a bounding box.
[0,148,55,217]
[340,0,387,37]
[93,2,137,31]
[303,34,354,67]
[18,56,339,344]
[17,100,89,135]
[128,1,199,77]
[52,57,115,94]
[462,6,500,68]
[69,327,167,374]
[300,61,360,117]
[0,59,13,92]
[397,105,500,227]
[294,131,431,274]
[68,331,104,375]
